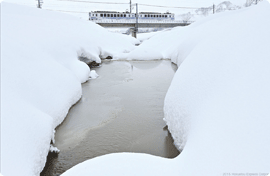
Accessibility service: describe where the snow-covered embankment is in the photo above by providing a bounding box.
[164,1,270,174]
[1,2,138,176]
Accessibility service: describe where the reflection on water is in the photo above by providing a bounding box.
[41,60,179,176]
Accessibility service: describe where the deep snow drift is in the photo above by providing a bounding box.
[62,2,270,176]
[1,2,138,176]
[164,1,270,174]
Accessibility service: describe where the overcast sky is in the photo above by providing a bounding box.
[2,0,255,19]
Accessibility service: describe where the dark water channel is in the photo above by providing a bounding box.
[41,60,180,176]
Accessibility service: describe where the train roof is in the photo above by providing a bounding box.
[92,11,127,13]
[140,12,173,14]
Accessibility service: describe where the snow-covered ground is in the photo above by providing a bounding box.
[2,1,270,176]
[0,2,138,176]
[136,29,171,42]
[164,1,270,174]
[62,1,270,176]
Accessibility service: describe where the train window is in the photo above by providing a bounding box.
[96,14,97,16]
[114,14,116,17]
[117,14,119,17]
[159,15,161,17]
[101,14,103,17]
[165,15,167,17]
[124,14,126,17]
[121,14,123,17]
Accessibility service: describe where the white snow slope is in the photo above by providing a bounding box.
[164,1,270,175]
[62,2,270,176]
[0,2,138,176]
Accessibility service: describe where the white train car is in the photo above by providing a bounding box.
[89,11,175,21]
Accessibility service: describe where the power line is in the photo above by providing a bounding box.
[44,9,89,13]
[139,3,199,9]
[57,0,129,5]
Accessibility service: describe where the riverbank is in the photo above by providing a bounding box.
[0,3,139,175]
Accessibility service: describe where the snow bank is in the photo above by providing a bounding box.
[114,22,200,61]
[1,2,138,176]
[115,1,268,65]
[164,1,270,174]
[61,153,180,176]
[61,2,270,176]
[136,30,168,42]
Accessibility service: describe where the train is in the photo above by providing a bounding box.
[89,11,175,21]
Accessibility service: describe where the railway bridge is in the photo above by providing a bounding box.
[94,20,191,38]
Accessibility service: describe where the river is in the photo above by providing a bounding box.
[41,60,179,175]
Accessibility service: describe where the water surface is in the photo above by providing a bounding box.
[41,60,179,176]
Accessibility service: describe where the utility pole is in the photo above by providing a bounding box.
[213,4,215,14]
[37,0,43,8]
[130,0,132,13]
[135,3,138,38]
[37,0,41,8]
